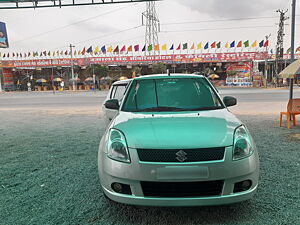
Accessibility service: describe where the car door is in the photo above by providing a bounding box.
[103,83,128,125]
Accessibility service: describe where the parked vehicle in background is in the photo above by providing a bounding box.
[99,74,259,206]
[102,79,131,126]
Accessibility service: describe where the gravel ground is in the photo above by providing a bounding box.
[1,93,300,225]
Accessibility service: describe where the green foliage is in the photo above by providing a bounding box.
[86,65,108,78]
[152,63,167,74]
[132,66,142,75]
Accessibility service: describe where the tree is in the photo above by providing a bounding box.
[152,63,167,74]
[86,65,108,78]
[132,66,142,75]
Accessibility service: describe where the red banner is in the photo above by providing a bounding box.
[1,52,299,68]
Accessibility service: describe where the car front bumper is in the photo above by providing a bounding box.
[98,145,259,206]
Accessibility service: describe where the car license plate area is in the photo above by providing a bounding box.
[156,166,209,180]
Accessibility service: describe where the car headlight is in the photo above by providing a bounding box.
[107,129,130,163]
[233,125,253,160]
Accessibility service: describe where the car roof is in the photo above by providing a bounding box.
[134,74,205,80]
[112,74,206,85]
[112,79,132,85]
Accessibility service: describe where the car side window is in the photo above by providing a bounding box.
[112,85,127,101]
[110,86,117,99]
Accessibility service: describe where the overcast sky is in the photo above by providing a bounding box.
[0,0,299,55]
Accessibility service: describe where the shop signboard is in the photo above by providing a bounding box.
[226,62,252,86]
[0,52,270,68]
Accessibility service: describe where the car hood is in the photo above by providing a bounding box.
[112,109,241,149]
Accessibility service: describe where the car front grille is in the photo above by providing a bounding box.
[141,180,224,197]
[137,147,225,162]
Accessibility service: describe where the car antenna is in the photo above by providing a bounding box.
[167,69,170,76]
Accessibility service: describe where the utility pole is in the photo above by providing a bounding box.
[0,69,2,92]
[142,1,160,55]
[69,44,75,91]
[275,9,289,86]
[289,0,296,99]
[264,34,271,87]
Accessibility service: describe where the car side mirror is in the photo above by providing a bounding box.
[105,99,119,110]
[223,96,237,107]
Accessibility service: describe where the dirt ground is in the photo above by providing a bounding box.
[0,91,300,225]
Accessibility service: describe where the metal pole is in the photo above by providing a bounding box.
[290,0,296,99]
[70,44,75,91]
[264,34,271,87]
[0,68,2,92]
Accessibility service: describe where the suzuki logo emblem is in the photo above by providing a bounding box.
[175,150,187,162]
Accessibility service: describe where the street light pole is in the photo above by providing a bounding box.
[289,0,296,99]
[69,44,75,91]
[264,34,271,87]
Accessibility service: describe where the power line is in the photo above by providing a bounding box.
[161,15,300,26]
[48,25,143,51]
[161,25,276,33]
[11,2,139,44]
[74,25,143,45]
[161,16,279,26]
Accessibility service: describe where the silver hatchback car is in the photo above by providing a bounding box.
[98,74,259,206]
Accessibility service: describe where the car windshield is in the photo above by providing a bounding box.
[122,77,224,112]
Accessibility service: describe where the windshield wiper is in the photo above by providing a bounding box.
[135,106,186,112]
[188,106,224,111]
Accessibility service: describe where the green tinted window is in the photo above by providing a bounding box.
[122,78,223,112]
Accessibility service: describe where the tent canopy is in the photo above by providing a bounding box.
[279,59,300,78]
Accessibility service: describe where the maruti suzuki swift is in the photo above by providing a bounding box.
[98,74,259,206]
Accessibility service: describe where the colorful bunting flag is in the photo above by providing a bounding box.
[94,46,99,54]
[225,42,229,48]
[286,47,291,54]
[204,42,209,49]
[211,42,216,48]
[87,46,93,54]
[237,41,242,48]
[216,42,221,49]
[101,46,106,54]
[259,40,264,48]
[48,51,51,56]
[263,40,269,47]
[244,40,249,47]
[183,43,188,50]
[170,44,174,51]
[190,43,195,50]
[142,45,146,51]
[147,44,153,51]
[197,42,202,49]
[251,41,257,48]
[134,45,139,52]
[120,45,126,52]
[162,44,167,51]
[113,46,119,53]
[154,44,159,51]
[107,46,112,53]
[128,45,133,52]
[176,44,181,50]
[296,46,300,52]
[81,47,86,55]
[230,41,235,48]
